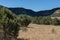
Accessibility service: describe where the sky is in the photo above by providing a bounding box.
[0,0,60,11]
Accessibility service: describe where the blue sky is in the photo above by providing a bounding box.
[0,0,60,11]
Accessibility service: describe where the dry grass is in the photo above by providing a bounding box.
[18,23,60,40]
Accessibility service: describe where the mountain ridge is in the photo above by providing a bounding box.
[0,5,60,16]
[8,7,60,16]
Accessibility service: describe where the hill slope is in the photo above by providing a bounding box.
[8,7,60,16]
[0,5,60,17]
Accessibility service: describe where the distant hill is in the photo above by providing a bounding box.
[51,8,60,17]
[0,5,60,17]
[8,7,60,17]
[8,8,36,16]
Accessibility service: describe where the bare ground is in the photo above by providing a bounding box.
[18,23,60,40]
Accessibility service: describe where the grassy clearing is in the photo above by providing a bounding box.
[18,23,60,40]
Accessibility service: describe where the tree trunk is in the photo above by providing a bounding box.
[3,26,7,40]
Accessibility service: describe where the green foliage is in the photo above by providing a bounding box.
[41,17,52,25]
[0,6,19,40]
[32,16,60,25]
[32,16,52,25]
[17,14,32,27]
[51,18,60,25]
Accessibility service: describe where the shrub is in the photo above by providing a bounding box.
[17,14,32,27]
[52,18,60,25]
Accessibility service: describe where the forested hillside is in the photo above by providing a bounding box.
[9,7,60,16]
